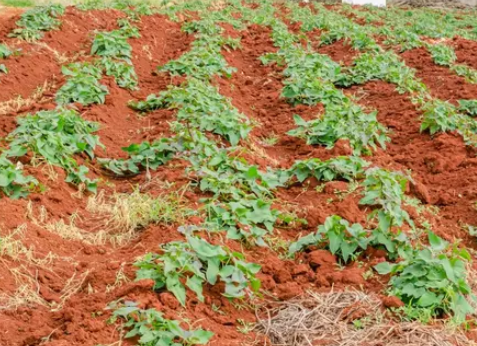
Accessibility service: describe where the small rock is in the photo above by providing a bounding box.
[46,341,71,346]
[325,271,343,284]
[382,296,405,309]
[365,247,387,259]
[39,286,60,303]
[342,272,365,285]
[259,275,277,290]
[292,264,309,276]
[315,275,330,287]
[329,139,353,156]
[82,246,93,255]
[424,155,445,174]
[410,181,431,204]
[273,270,292,284]
[308,250,336,268]
[160,292,180,310]
[275,282,302,300]
[323,181,348,194]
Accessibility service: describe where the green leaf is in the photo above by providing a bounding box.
[328,231,342,255]
[428,231,448,252]
[341,241,358,263]
[167,275,186,306]
[112,303,213,346]
[440,257,456,283]
[206,259,220,285]
[374,261,393,275]
[189,330,214,344]
[186,275,205,302]
[417,291,441,307]
[378,212,391,232]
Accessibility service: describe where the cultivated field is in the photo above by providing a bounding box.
[2,1,477,345]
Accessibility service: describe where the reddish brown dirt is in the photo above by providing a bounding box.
[0,45,61,102]
[2,4,477,346]
[342,11,368,26]
[46,8,125,53]
[316,39,358,66]
[0,7,23,37]
[454,37,477,70]
[400,47,477,102]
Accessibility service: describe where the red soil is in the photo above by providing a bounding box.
[0,45,61,102]
[454,37,477,70]
[1,5,477,346]
[0,7,23,36]
[315,39,358,66]
[400,47,477,102]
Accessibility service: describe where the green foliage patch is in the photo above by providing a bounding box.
[0,44,12,59]
[111,301,213,345]
[458,100,477,117]
[288,104,389,156]
[375,232,474,323]
[6,108,102,192]
[0,156,37,199]
[360,168,414,231]
[91,30,133,62]
[130,78,252,146]
[99,57,138,90]
[289,215,369,263]
[99,139,178,176]
[56,63,108,106]
[135,234,261,306]
[286,156,368,183]
[10,4,65,41]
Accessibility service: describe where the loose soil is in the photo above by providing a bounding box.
[400,47,477,102]
[1,3,477,346]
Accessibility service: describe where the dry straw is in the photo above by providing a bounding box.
[255,290,476,346]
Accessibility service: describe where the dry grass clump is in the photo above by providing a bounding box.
[86,189,186,234]
[255,290,476,346]
[0,267,47,310]
[0,267,89,311]
[0,224,56,265]
[29,188,189,246]
[0,226,34,260]
[43,215,111,246]
[0,225,82,311]
[0,79,56,115]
